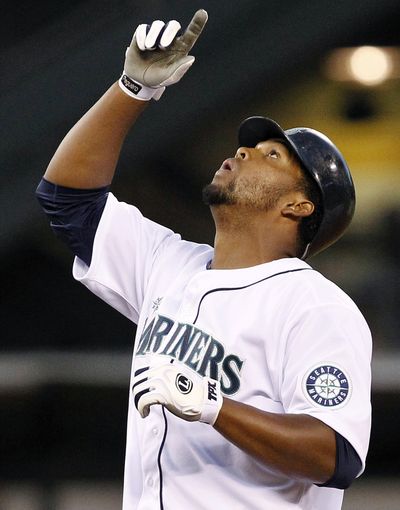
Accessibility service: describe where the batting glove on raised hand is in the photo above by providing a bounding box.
[119,9,208,101]
[132,355,223,425]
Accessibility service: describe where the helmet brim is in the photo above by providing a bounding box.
[238,116,309,177]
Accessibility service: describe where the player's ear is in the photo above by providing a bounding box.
[281,199,314,219]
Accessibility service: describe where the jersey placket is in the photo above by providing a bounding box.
[138,406,166,509]
[136,273,216,509]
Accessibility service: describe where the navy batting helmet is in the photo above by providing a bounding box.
[238,116,355,258]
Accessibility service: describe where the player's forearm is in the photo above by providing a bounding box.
[213,397,335,484]
[44,83,147,189]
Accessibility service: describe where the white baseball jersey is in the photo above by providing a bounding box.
[73,193,372,510]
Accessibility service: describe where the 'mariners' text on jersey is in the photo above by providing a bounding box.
[136,314,243,395]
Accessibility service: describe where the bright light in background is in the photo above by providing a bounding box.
[349,46,392,85]
[324,46,400,86]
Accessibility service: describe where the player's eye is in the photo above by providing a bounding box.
[267,149,279,159]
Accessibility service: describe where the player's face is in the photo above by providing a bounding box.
[203,139,304,211]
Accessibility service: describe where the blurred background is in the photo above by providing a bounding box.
[1,1,399,508]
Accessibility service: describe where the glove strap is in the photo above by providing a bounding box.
[118,74,165,101]
[199,378,223,426]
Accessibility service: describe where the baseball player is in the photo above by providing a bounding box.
[36,9,372,510]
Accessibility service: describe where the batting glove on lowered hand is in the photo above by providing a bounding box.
[119,9,208,101]
[132,356,223,425]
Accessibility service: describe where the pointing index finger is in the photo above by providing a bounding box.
[180,9,208,51]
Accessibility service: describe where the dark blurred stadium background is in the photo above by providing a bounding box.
[1,1,400,508]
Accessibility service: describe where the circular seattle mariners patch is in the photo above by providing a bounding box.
[303,364,351,408]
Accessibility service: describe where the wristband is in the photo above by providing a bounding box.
[118,74,165,101]
[199,378,223,425]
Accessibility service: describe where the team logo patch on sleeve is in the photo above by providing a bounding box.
[303,364,351,408]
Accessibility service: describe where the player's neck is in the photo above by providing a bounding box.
[210,207,296,269]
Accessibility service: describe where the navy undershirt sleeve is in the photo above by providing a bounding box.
[318,431,362,489]
[36,178,110,266]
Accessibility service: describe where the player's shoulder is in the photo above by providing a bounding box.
[292,258,366,319]
[286,260,372,355]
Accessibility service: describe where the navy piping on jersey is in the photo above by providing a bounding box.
[132,364,167,509]
[158,407,168,510]
[192,268,313,324]
[36,178,361,491]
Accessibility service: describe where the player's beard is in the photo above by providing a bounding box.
[202,181,236,205]
[202,176,290,212]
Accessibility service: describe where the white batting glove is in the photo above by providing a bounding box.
[119,9,208,101]
[132,355,223,425]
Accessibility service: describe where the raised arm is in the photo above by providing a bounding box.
[37,10,208,266]
[44,85,147,188]
[43,9,208,189]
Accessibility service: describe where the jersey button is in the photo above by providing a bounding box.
[147,477,154,487]
[152,427,159,436]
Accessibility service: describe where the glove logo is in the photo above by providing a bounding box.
[303,364,351,408]
[207,380,218,402]
[176,374,193,394]
[121,74,143,95]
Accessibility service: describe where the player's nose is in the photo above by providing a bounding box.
[235,147,252,160]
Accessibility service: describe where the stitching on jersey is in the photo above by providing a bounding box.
[192,268,313,324]
[158,406,168,510]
